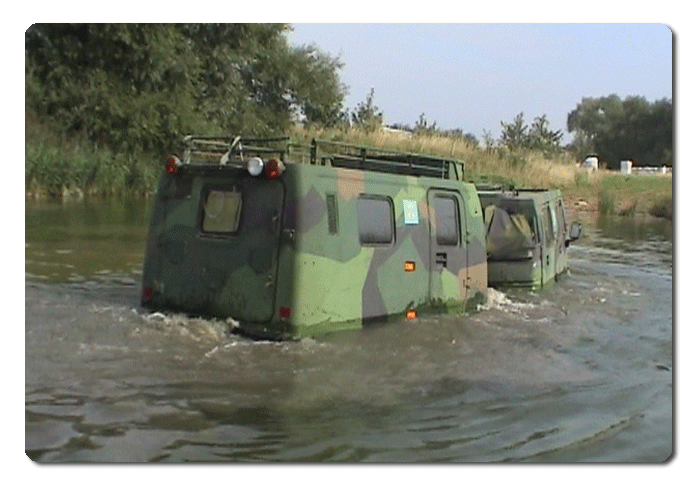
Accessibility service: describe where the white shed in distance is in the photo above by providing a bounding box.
[581,155,599,170]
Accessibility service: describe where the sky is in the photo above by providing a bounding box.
[286,23,672,145]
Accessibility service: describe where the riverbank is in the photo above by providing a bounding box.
[25,124,673,219]
[562,170,673,220]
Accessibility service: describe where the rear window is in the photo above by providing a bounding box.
[358,196,394,245]
[201,187,243,234]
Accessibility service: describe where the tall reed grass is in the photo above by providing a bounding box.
[598,190,617,215]
[25,118,160,199]
[648,195,673,219]
[25,121,672,220]
[291,126,579,190]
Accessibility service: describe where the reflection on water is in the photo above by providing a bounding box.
[25,199,150,283]
[25,200,673,462]
[569,212,673,276]
[594,214,672,243]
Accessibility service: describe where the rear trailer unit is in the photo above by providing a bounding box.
[477,187,581,289]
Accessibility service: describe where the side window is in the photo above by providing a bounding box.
[326,194,338,235]
[548,204,558,238]
[201,187,243,234]
[358,196,394,245]
[433,195,460,246]
[527,212,538,242]
[557,200,566,237]
[541,205,554,245]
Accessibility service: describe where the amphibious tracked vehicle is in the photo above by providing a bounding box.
[141,136,488,339]
[477,186,581,289]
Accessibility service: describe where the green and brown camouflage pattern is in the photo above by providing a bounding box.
[142,139,488,339]
[477,188,577,289]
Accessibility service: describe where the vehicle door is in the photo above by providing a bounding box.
[200,175,284,322]
[428,189,468,306]
[553,199,568,277]
[539,202,556,286]
[157,173,285,323]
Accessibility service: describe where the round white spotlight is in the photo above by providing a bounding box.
[247,157,264,176]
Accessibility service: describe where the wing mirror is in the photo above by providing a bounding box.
[566,222,582,246]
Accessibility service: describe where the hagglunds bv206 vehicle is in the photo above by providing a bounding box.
[141,137,488,339]
[477,187,581,289]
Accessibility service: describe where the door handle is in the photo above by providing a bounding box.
[435,252,447,268]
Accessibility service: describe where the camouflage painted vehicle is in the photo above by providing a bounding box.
[141,136,488,339]
[477,187,581,289]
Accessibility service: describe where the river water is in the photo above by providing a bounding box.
[24,199,673,463]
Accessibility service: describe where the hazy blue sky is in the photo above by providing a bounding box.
[287,24,672,144]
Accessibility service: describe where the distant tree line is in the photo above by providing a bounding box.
[25,25,672,168]
[567,95,672,168]
[25,24,347,154]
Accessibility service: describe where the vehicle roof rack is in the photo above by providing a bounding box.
[182,135,291,164]
[179,135,465,181]
[475,183,509,191]
[476,186,552,201]
[307,139,465,181]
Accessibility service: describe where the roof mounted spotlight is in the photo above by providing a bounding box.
[247,157,265,176]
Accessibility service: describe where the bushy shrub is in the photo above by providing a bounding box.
[649,195,673,219]
[598,190,616,215]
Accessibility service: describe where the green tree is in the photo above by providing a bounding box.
[25,24,201,152]
[481,130,495,152]
[287,45,348,127]
[25,23,347,153]
[499,112,528,150]
[499,112,564,155]
[567,95,671,167]
[462,132,479,146]
[351,88,383,132]
[527,114,563,155]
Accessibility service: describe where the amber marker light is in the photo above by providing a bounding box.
[406,310,417,321]
[404,261,416,272]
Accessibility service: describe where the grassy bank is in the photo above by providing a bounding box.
[25,122,672,219]
[292,127,673,220]
[564,169,673,219]
[25,118,160,199]
[291,127,580,189]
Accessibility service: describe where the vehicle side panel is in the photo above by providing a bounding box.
[280,164,487,337]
